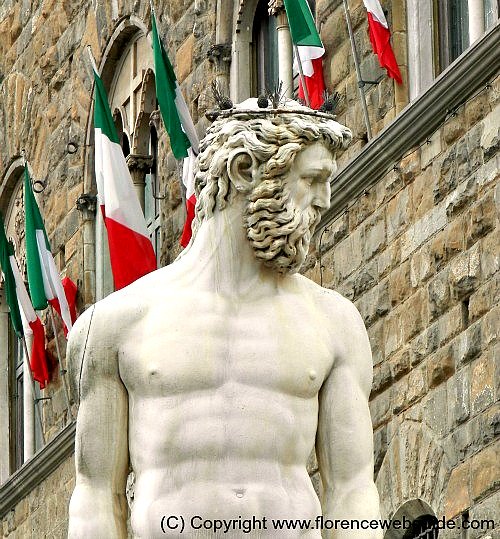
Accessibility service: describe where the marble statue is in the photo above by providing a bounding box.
[68,99,382,538]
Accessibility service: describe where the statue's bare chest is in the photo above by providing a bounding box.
[119,291,335,400]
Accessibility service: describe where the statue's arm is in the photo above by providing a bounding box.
[67,306,129,539]
[316,297,382,538]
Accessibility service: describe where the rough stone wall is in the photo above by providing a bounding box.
[306,77,499,529]
[1,456,74,539]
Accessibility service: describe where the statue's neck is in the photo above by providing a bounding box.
[176,200,284,297]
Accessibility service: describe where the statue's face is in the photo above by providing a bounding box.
[282,142,335,213]
[245,141,335,274]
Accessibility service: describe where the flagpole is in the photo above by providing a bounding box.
[48,307,74,421]
[20,336,46,446]
[342,0,373,140]
[293,44,311,107]
[86,45,98,73]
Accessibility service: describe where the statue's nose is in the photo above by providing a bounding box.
[312,181,331,210]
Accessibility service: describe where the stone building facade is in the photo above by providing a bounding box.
[0,0,498,537]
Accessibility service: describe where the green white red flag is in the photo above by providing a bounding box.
[284,0,326,109]
[363,0,402,84]
[150,6,199,246]
[0,213,49,388]
[93,68,157,289]
[24,166,74,333]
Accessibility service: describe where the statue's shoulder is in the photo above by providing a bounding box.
[297,274,364,326]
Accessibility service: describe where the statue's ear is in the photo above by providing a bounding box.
[227,149,256,192]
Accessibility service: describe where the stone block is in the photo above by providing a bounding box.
[407,365,427,406]
[389,347,410,380]
[443,108,466,146]
[480,103,500,162]
[430,228,448,272]
[449,242,481,300]
[363,211,386,261]
[319,212,348,252]
[428,268,451,321]
[373,425,387,476]
[386,188,410,242]
[349,189,377,231]
[465,90,491,129]
[321,10,348,56]
[480,228,499,280]
[468,191,496,245]
[446,176,478,218]
[454,320,482,367]
[421,128,442,169]
[427,345,455,388]
[469,276,499,323]
[411,167,435,220]
[444,460,470,519]
[389,260,412,307]
[332,227,363,282]
[434,146,458,204]
[384,310,403,358]
[401,290,425,341]
[370,389,391,429]
[471,354,495,414]
[392,375,408,414]
[481,306,499,348]
[175,34,194,83]
[423,382,448,437]
[468,491,499,539]
[447,366,470,427]
[410,323,439,366]
[372,361,392,395]
[401,203,447,261]
[439,304,465,347]
[455,138,472,183]
[330,41,351,88]
[410,246,433,287]
[352,259,377,299]
[356,278,390,326]
[470,443,499,502]
[368,319,384,366]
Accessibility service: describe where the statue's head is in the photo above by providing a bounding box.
[192,99,352,273]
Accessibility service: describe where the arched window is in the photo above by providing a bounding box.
[252,0,279,95]
[0,164,43,481]
[385,500,439,539]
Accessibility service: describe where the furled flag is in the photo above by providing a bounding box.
[92,67,157,289]
[0,214,49,388]
[24,166,74,333]
[363,0,402,84]
[283,0,326,109]
[150,5,200,246]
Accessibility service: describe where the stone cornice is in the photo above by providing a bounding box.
[317,22,500,234]
[0,421,76,518]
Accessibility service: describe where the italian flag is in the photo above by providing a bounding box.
[363,0,402,84]
[151,7,200,247]
[284,0,326,110]
[93,69,157,289]
[0,214,49,389]
[24,166,74,334]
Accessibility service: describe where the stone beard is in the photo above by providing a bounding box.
[245,176,321,273]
